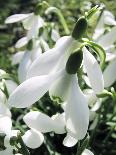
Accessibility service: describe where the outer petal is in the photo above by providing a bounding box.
[83,47,104,94]
[8,70,63,108]
[18,51,31,83]
[65,75,89,140]
[15,37,28,48]
[5,13,32,24]
[104,10,116,25]
[98,27,116,48]
[5,80,18,95]
[51,113,66,134]
[103,59,116,87]
[63,134,77,147]
[0,89,6,104]
[27,48,63,78]
[27,16,44,39]
[23,111,55,133]
[22,13,34,30]
[27,36,75,78]
[22,129,44,149]
[51,29,60,42]
[11,51,25,65]
[0,102,11,117]
[93,11,105,40]
[0,116,12,135]
[82,149,94,155]
[49,70,72,102]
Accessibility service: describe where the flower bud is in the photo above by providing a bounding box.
[34,4,43,15]
[72,16,88,40]
[66,49,83,74]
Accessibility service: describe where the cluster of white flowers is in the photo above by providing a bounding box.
[0,3,115,155]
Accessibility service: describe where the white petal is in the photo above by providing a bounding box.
[0,116,12,135]
[5,80,17,95]
[0,102,11,117]
[65,75,89,140]
[22,13,34,30]
[51,29,60,42]
[27,36,74,78]
[11,51,25,65]
[105,16,116,25]
[8,70,63,108]
[0,147,13,155]
[27,16,44,39]
[82,149,94,155]
[23,111,55,133]
[106,52,116,61]
[104,10,116,25]
[93,12,105,40]
[15,37,28,48]
[83,75,91,88]
[30,41,42,61]
[27,48,63,78]
[63,134,77,147]
[22,129,44,148]
[18,51,31,83]
[89,116,98,130]
[51,113,66,134]
[0,89,6,104]
[49,70,72,102]
[5,13,32,24]
[91,100,101,112]
[103,59,116,87]
[40,39,50,51]
[83,47,104,94]
[98,27,116,48]
[83,89,97,106]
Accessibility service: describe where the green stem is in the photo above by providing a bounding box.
[103,125,115,143]
[46,7,70,35]
[17,133,30,155]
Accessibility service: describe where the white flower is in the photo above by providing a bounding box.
[82,149,94,155]
[22,111,65,148]
[5,12,44,32]
[93,10,116,40]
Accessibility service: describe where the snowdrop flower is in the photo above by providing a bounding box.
[16,40,43,83]
[8,46,103,146]
[85,10,116,88]
[95,24,116,87]
[92,27,116,87]
[5,11,44,33]
[93,10,116,40]
[22,111,65,148]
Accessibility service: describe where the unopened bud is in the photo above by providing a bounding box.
[72,16,88,40]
